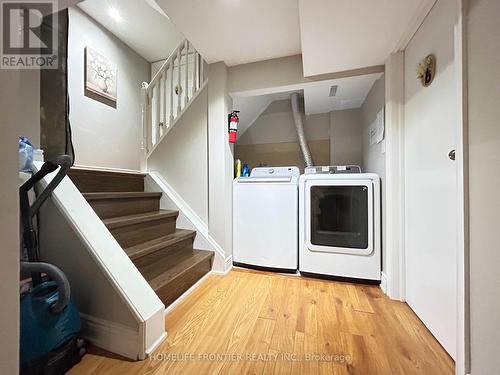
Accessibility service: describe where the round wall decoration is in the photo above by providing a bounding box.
[417,54,436,87]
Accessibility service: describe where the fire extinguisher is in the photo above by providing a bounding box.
[228,110,240,143]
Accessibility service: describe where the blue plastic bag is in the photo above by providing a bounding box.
[19,137,34,173]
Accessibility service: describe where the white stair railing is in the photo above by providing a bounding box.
[141,39,207,154]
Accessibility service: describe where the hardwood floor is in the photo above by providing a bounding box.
[69,269,454,375]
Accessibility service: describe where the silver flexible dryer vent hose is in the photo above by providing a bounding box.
[291,92,314,167]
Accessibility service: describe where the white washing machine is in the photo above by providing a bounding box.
[299,172,381,282]
[233,166,299,271]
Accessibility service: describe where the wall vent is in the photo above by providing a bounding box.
[329,85,338,97]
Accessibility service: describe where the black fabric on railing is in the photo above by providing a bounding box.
[40,9,74,165]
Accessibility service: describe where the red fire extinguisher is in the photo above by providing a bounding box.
[228,110,240,143]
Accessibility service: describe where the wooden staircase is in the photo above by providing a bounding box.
[68,168,214,307]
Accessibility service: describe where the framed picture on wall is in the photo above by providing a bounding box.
[84,46,117,108]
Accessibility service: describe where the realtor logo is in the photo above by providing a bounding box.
[1,0,58,69]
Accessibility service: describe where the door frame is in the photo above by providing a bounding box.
[384,0,470,373]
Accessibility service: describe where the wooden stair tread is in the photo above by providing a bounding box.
[83,192,162,200]
[143,248,213,290]
[71,167,214,306]
[102,210,178,229]
[125,229,196,260]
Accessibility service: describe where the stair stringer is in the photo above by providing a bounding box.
[145,172,231,274]
[33,162,166,360]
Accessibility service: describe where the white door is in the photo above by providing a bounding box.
[404,0,458,359]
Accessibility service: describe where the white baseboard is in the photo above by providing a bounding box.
[164,271,212,315]
[80,313,139,360]
[164,260,235,316]
[145,332,167,357]
[146,172,227,272]
[380,271,388,295]
[212,255,233,275]
[72,164,142,174]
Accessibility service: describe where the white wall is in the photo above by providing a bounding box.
[467,0,500,373]
[208,63,233,269]
[148,86,209,223]
[330,109,363,166]
[68,7,149,171]
[361,76,386,175]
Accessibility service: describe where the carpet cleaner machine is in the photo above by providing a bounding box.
[19,154,86,374]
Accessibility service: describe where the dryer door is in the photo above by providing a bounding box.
[305,179,373,255]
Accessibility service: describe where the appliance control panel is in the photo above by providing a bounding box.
[250,166,300,178]
[304,165,361,174]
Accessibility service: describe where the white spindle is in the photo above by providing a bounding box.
[155,84,160,144]
[140,82,148,151]
[162,72,166,136]
[184,40,189,105]
[142,39,205,151]
[169,58,174,125]
[200,56,204,85]
[177,47,182,114]
[147,91,153,151]
[193,51,198,94]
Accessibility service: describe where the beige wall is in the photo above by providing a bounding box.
[330,108,363,166]
[148,86,209,223]
[235,140,330,171]
[228,55,311,95]
[236,98,331,169]
[0,70,23,375]
[467,0,500,372]
[68,8,149,171]
[238,99,330,144]
[18,70,40,146]
[236,97,366,169]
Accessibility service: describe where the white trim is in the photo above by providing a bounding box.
[144,331,167,357]
[143,307,168,358]
[384,52,406,301]
[146,171,226,272]
[380,272,388,294]
[80,313,140,360]
[164,271,212,315]
[394,0,437,51]
[211,255,233,275]
[146,80,208,159]
[163,261,233,316]
[455,0,470,373]
[71,164,142,174]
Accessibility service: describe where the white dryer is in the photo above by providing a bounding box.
[233,166,299,271]
[299,172,381,282]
